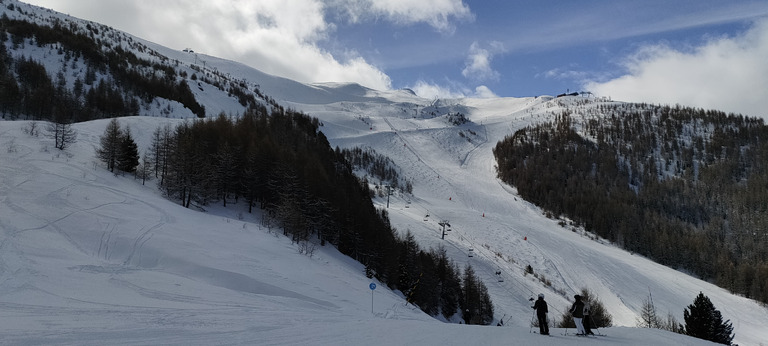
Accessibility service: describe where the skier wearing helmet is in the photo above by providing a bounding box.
[531,293,549,335]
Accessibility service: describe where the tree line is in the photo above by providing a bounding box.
[638,290,734,345]
[0,13,203,121]
[0,9,285,122]
[97,109,494,324]
[494,103,768,304]
[340,146,413,194]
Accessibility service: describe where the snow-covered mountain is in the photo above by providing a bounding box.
[0,1,766,344]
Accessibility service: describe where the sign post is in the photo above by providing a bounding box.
[369,282,376,314]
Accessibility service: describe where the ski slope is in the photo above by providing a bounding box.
[275,86,768,345]
[1,0,767,343]
[0,115,730,346]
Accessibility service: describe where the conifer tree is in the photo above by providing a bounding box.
[96,118,122,172]
[637,292,661,328]
[460,264,479,324]
[116,126,139,173]
[47,119,77,150]
[683,292,734,345]
[460,264,494,325]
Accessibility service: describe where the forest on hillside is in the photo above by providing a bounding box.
[0,7,283,122]
[494,103,768,304]
[0,4,497,324]
[98,107,494,324]
[0,12,205,120]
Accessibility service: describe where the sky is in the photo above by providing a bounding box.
[22,0,768,117]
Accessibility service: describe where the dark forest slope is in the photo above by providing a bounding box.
[494,103,768,303]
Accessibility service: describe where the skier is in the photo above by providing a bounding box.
[583,299,594,335]
[531,293,549,335]
[570,294,586,335]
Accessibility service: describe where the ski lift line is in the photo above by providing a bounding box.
[494,172,580,298]
[410,193,566,322]
[418,202,506,286]
[382,116,478,213]
[383,112,565,321]
[483,187,574,317]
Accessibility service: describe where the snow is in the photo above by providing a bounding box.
[0,112,761,346]
[0,1,766,344]
[0,126,699,346]
[302,92,768,346]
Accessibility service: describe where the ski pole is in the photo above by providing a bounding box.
[529,310,537,333]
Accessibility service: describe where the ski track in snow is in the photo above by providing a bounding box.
[305,94,768,344]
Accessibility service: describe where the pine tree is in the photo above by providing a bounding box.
[460,264,479,324]
[96,118,122,172]
[136,149,152,185]
[148,124,173,184]
[683,292,734,345]
[660,312,685,334]
[116,126,139,173]
[459,264,494,325]
[433,245,460,320]
[477,281,494,325]
[46,120,77,150]
[637,292,661,328]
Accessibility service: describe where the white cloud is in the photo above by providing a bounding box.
[410,80,496,99]
[585,19,768,118]
[142,0,396,89]
[461,41,503,82]
[367,0,472,32]
[542,68,588,81]
[25,0,473,91]
[473,85,498,98]
[336,0,472,33]
[411,80,465,99]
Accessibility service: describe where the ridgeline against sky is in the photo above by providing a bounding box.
[23,0,768,117]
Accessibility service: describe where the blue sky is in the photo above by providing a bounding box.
[23,0,768,116]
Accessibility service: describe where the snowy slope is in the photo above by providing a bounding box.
[0,117,721,346]
[0,1,766,344]
[287,92,768,346]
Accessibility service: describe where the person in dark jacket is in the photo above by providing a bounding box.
[570,294,586,335]
[583,300,594,335]
[531,293,549,335]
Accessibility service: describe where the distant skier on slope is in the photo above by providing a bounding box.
[570,294,586,335]
[532,293,549,335]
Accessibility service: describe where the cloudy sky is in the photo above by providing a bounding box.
[24,0,768,117]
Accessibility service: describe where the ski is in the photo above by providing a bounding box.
[562,332,606,337]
